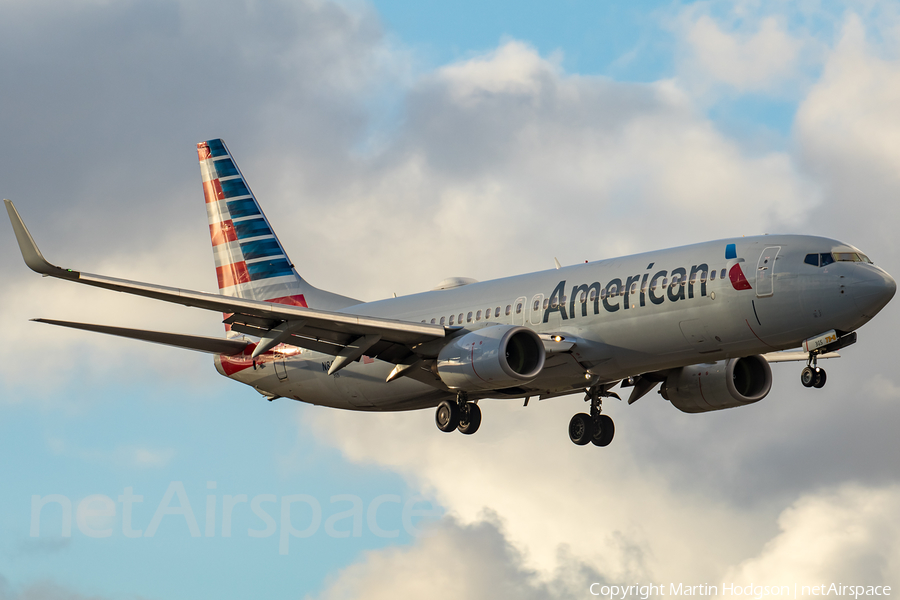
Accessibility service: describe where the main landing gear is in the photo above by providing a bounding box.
[568,386,616,447]
[435,392,482,435]
[800,354,827,389]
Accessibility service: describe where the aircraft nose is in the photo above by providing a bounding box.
[851,268,896,319]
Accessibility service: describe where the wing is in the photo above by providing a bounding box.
[6,200,445,371]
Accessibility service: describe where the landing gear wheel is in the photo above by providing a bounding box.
[591,414,615,447]
[458,403,482,435]
[435,400,460,432]
[813,368,827,388]
[800,366,816,388]
[568,413,593,446]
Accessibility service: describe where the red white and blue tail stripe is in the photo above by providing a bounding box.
[198,139,308,307]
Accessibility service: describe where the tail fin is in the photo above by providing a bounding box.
[197,139,358,313]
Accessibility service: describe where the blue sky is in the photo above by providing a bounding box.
[1,1,900,598]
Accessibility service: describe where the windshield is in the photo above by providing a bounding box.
[804,252,873,267]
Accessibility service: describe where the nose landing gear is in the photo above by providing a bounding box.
[800,355,827,388]
[568,386,617,447]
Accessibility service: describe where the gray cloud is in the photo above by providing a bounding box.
[1,0,899,596]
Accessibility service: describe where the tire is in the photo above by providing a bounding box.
[458,403,482,435]
[800,366,816,388]
[435,400,460,432]
[568,413,592,446]
[813,368,827,388]
[591,414,615,447]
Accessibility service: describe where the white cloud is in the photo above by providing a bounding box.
[795,12,900,257]
[306,516,600,600]
[725,484,900,587]
[305,402,768,584]
[680,14,809,94]
[45,437,176,469]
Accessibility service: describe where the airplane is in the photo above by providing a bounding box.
[5,139,896,447]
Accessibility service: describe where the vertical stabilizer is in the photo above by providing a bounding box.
[197,139,358,315]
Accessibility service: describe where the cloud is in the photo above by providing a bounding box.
[305,402,770,584]
[725,484,900,586]
[0,575,111,600]
[0,22,818,395]
[1,0,899,596]
[677,12,812,95]
[0,0,403,395]
[307,516,605,600]
[795,12,900,255]
[44,438,176,469]
[302,486,900,599]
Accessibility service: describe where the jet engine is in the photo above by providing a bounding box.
[436,325,545,391]
[660,355,772,413]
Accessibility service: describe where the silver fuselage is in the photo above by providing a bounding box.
[220,234,896,410]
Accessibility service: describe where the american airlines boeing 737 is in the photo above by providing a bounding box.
[5,139,896,446]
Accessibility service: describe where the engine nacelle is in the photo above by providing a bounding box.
[660,355,772,413]
[436,325,545,391]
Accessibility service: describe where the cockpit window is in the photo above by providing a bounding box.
[833,252,872,263]
[806,251,873,267]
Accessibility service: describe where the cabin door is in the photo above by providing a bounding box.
[756,246,781,297]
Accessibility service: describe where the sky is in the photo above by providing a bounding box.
[1,0,899,598]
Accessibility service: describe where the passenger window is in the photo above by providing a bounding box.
[459,313,464,323]
[560,295,567,305]
[486,307,492,318]
[580,291,586,303]
[515,303,522,314]
[440,316,446,325]
[506,305,512,316]
[543,298,550,309]
[720,268,726,279]
[467,312,473,323]
[476,310,482,320]
[533,300,540,311]
[630,282,638,295]
[430,318,436,324]
[495,307,501,317]
[589,290,596,302]
[804,253,819,267]
[710,270,717,281]
[662,278,668,288]
[550,296,558,308]
[600,288,607,300]
[449,314,455,325]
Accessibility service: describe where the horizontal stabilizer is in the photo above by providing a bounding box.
[33,319,250,355]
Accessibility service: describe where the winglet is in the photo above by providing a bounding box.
[4,199,79,279]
